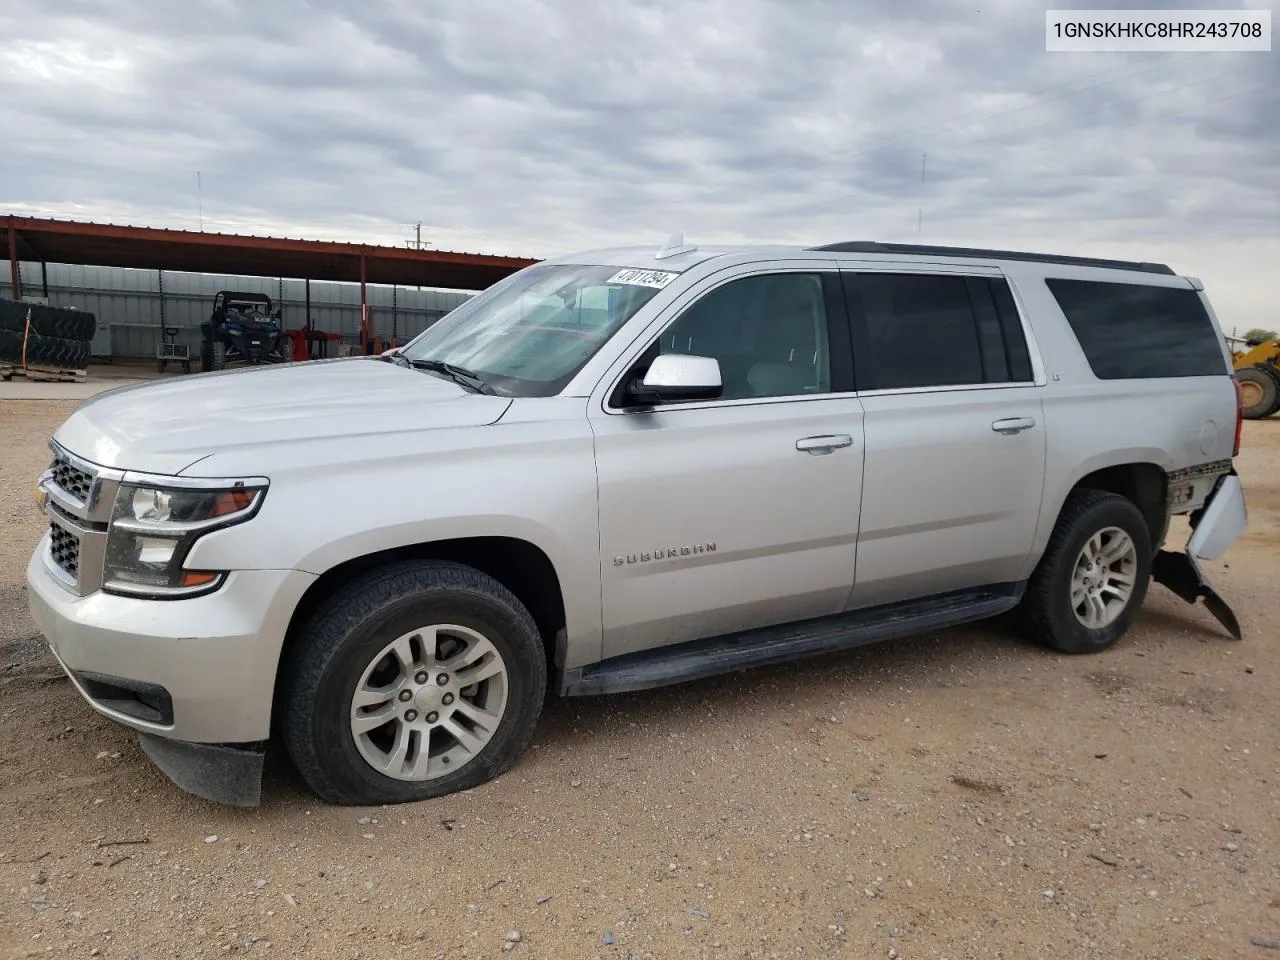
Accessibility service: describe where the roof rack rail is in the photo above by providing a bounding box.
[808,241,1176,275]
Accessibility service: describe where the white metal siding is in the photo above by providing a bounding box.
[1,262,475,360]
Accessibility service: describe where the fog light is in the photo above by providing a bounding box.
[136,537,178,565]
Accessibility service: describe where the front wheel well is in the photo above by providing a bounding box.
[276,537,566,704]
[1068,462,1168,549]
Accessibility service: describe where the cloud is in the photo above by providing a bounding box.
[0,0,1274,325]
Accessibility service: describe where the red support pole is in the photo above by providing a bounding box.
[7,217,21,301]
[359,252,368,353]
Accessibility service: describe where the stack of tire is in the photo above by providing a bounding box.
[0,297,96,371]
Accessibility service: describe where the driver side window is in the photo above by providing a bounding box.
[657,273,832,401]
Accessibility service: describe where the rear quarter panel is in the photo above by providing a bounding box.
[1004,262,1237,571]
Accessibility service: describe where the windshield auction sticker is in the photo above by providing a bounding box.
[608,268,679,289]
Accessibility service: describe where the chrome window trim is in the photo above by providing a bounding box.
[606,389,863,416]
[855,380,1047,399]
[590,258,1056,415]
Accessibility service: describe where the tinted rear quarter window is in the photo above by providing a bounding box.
[1045,277,1227,379]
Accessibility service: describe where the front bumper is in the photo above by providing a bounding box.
[227,329,287,364]
[27,538,315,744]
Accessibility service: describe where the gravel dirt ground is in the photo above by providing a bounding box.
[0,398,1276,960]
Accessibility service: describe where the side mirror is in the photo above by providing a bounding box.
[626,353,723,405]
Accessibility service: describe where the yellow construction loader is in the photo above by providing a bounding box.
[1232,338,1280,419]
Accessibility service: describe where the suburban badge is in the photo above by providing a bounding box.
[613,542,717,566]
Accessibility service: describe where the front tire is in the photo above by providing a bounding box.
[280,560,547,805]
[1021,490,1152,654]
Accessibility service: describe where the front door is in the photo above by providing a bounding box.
[588,265,866,659]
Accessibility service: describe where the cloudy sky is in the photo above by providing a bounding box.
[0,0,1275,327]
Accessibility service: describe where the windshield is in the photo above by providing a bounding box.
[398,263,678,397]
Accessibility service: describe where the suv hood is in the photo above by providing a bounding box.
[53,358,513,476]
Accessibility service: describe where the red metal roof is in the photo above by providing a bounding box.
[3,215,539,291]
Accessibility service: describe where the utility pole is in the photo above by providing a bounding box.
[411,222,424,291]
[917,152,927,236]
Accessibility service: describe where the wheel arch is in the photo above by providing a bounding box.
[1035,458,1169,567]
[272,536,569,730]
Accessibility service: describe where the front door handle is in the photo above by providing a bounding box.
[992,417,1036,435]
[796,434,853,454]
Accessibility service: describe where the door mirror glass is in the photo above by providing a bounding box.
[628,353,723,404]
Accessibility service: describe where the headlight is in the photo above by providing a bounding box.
[103,479,267,599]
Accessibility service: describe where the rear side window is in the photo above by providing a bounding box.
[843,273,1034,390]
[1045,277,1227,379]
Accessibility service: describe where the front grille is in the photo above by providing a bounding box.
[50,454,94,503]
[49,523,81,578]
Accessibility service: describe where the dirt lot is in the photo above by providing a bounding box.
[1,399,1276,960]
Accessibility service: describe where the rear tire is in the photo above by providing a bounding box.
[1237,366,1278,419]
[280,560,547,806]
[1020,489,1152,654]
[210,340,226,371]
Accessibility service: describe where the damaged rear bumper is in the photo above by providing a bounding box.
[1152,470,1247,639]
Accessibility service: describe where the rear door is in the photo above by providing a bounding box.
[842,265,1049,609]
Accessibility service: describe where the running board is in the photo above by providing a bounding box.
[559,583,1025,696]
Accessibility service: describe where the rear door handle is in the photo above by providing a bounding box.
[796,434,853,454]
[992,417,1036,435]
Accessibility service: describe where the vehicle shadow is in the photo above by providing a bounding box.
[256,595,1236,809]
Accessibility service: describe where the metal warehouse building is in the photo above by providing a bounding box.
[1,216,539,364]
[1,261,475,362]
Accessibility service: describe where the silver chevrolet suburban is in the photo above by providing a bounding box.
[28,238,1248,807]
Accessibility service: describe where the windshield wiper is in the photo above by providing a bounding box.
[405,357,494,394]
